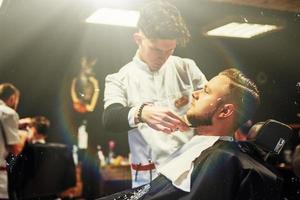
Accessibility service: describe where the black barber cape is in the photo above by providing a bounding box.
[98,140,282,200]
[9,142,76,199]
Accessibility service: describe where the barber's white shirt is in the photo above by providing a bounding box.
[0,100,20,199]
[104,53,207,187]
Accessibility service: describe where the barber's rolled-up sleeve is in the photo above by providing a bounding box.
[104,73,128,109]
[103,72,136,132]
[2,111,20,145]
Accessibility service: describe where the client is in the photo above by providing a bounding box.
[98,68,283,200]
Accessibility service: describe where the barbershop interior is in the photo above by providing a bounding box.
[0,0,299,199]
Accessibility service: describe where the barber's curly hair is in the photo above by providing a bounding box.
[137,0,190,46]
[219,68,260,128]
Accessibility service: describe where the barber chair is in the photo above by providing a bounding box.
[10,143,76,200]
[246,119,300,200]
[246,119,293,160]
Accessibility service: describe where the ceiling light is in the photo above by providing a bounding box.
[86,8,140,27]
[206,22,280,38]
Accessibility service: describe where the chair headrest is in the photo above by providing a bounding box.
[247,119,293,154]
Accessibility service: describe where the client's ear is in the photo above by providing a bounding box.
[218,104,234,118]
[133,32,143,46]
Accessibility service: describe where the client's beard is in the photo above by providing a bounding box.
[187,105,220,128]
[187,112,213,127]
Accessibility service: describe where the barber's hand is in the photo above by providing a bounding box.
[141,105,189,134]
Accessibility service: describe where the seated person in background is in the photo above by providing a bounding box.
[98,68,283,200]
[26,116,50,144]
[11,116,76,200]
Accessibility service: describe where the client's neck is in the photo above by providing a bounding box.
[195,124,234,137]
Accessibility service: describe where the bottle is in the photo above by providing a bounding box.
[72,145,79,165]
[78,120,88,149]
[107,140,115,165]
[97,145,106,167]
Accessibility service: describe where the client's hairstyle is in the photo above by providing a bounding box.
[219,68,260,128]
[0,83,20,101]
[137,0,190,46]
